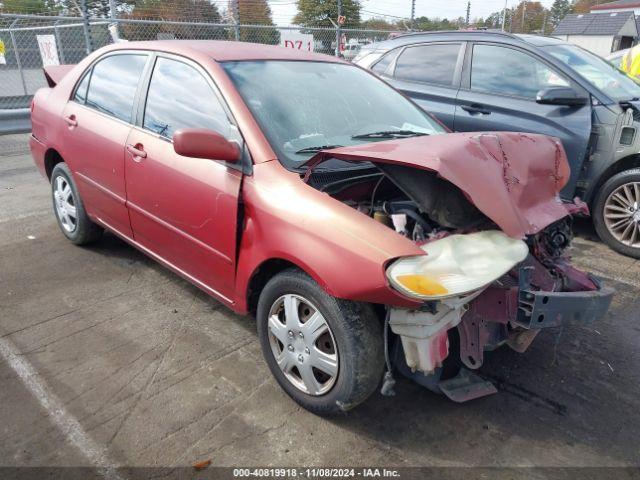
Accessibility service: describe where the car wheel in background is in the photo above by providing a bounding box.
[257,269,384,415]
[51,163,103,245]
[593,168,640,259]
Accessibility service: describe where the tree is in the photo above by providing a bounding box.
[294,0,361,28]
[360,17,396,31]
[229,0,279,44]
[123,0,222,40]
[293,0,360,53]
[510,1,546,34]
[483,10,505,29]
[0,0,59,14]
[550,0,571,26]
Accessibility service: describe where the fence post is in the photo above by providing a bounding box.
[54,20,66,64]
[9,19,28,96]
[79,0,93,53]
[233,1,240,41]
[109,0,119,39]
[335,0,342,57]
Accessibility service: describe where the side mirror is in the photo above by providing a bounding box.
[173,128,241,163]
[536,86,588,107]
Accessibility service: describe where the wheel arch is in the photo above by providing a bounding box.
[44,148,65,180]
[245,258,310,316]
[586,154,640,206]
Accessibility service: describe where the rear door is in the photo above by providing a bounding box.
[381,42,464,129]
[61,53,149,237]
[124,54,244,302]
[454,42,592,197]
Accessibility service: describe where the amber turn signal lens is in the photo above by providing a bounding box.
[396,274,449,296]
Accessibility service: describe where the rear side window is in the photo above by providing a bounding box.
[73,71,90,104]
[143,57,230,138]
[85,54,147,122]
[471,44,568,99]
[372,48,401,75]
[394,43,461,86]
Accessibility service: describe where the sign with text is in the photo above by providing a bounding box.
[36,34,60,67]
[279,32,313,52]
[0,40,6,65]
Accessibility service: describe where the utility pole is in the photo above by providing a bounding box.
[502,0,507,31]
[521,0,526,33]
[410,0,416,30]
[466,1,471,27]
[542,10,547,35]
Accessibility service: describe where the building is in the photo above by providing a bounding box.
[590,0,640,15]
[552,11,638,56]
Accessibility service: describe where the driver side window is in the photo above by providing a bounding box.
[143,57,232,139]
[471,44,568,99]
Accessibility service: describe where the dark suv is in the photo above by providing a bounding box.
[355,31,640,258]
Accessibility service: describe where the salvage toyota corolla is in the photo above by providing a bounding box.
[30,41,613,414]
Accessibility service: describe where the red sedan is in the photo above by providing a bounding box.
[30,41,613,414]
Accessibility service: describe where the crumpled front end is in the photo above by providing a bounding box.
[387,220,613,402]
[304,131,614,402]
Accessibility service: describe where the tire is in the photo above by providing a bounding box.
[257,269,384,415]
[593,168,640,259]
[51,163,103,245]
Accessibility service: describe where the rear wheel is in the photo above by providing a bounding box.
[593,169,640,259]
[257,269,384,415]
[51,163,103,245]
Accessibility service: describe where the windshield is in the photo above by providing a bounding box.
[221,60,445,169]
[545,44,640,101]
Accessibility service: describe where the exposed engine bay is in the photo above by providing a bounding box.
[307,158,613,402]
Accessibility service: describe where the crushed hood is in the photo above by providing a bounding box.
[304,132,571,238]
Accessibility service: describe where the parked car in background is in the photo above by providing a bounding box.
[342,42,362,61]
[30,41,612,414]
[356,31,640,258]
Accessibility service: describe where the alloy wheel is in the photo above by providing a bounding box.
[604,181,640,248]
[53,175,78,233]
[267,294,339,396]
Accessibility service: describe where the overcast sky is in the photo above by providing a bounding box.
[268,0,557,26]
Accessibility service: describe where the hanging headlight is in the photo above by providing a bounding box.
[386,230,529,300]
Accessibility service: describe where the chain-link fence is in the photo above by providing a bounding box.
[0,13,397,111]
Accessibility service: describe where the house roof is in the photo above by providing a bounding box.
[591,0,640,11]
[552,11,637,35]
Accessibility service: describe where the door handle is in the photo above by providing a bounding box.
[461,104,492,115]
[126,143,147,160]
[64,115,77,127]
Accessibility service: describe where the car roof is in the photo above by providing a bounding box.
[365,30,566,51]
[107,40,346,63]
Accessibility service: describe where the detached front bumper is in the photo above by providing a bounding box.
[516,285,614,329]
[515,265,613,329]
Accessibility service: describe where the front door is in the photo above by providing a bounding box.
[454,43,592,198]
[124,55,243,302]
[60,53,149,237]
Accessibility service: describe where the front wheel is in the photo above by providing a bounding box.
[593,169,640,259]
[257,269,384,415]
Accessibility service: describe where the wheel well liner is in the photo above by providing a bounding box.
[44,148,64,180]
